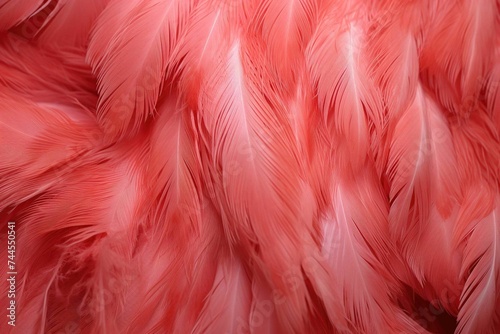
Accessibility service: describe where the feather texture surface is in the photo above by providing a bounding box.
[87,0,194,139]
[1,0,500,333]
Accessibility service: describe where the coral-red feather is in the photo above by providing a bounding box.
[35,0,112,48]
[307,5,385,170]
[0,0,48,31]
[87,0,194,139]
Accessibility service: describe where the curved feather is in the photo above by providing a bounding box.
[387,85,459,243]
[456,193,500,334]
[420,0,497,115]
[8,134,149,333]
[321,167,429,333]
[86,0,141,64]
[0,90,101,211]
[192,255,252,334]
[144,94,202,235]
[121,93,218,332]
[367,20,419,118]
[87,0,194,139]
[198,35,318,332]
[385,87,463,316]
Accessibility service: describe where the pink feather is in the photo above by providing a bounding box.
[455,190,500,333]
[420,0,498,116]
[1,1,500,333]
[306,4,385,170]
[0,0,48,31]
[251,0,318,90]
[387,85,459,243]
[87,0,194,139]
[35,0,112,47]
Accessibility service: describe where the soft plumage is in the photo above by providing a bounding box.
[1,0,499,333]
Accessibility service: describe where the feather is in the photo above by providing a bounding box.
[251,0,318,88]
[367,17,419,118]
[449,108,500,196]
[20,134,148,333]
[423,92,462,216]
[0,35,100,211]
[385,86,462,315]
[362,3,425,177]
[115,192,222,333]
[400,207,463,316]
[3,0,500,332]
[1,132,149,333]
[306,7,385,170]
[35,0,112,47]
[143,94,202,239]
[175,0,248,109]
[0,89,101,211]
[387,85,459,243]
[0,33,97,109]
[487,37,500,132]
[456,192,500,333]
[320,166,429,333]
[0,0,48,31]
[169,196,223,333]
[198,34,318,332]
[192,255,252,334]
[0,241,65,333]
[87,0,194,139]
[85,0,141,63]
[289,72,314,148]
[444,105,500,317]
[122,92,219,332]
[372,0,438,42]
[420,0,498,116]
[248,271,282,334]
